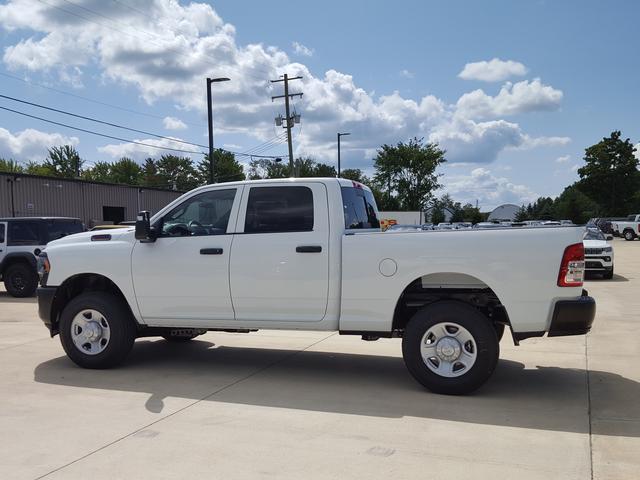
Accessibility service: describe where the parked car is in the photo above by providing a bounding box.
[0,217,83,297]
[436,222,453,230]
[474,222,503,229]
[421,223,434,230]
[560,220,574,226]
[37,178,595,395]
[386,224,424,232]
[452,222,472,230]
[611,214,640,241]
[583,228,614,279]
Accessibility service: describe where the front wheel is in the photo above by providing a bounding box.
[4,263,38,297]
[402,301,499,395]
[59,292,136,369]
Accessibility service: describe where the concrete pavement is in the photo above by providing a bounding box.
[0,237,638,479]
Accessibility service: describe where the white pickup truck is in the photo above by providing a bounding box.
[612,214,640,241]
[37,178,595,394]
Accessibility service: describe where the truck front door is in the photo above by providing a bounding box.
[131,187,242,325]
[230,183,330,322]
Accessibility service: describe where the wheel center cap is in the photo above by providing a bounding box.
[436,337,461,362]
[83,321,102,341]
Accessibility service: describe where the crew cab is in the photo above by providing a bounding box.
[36,179,595,394]
[612,214,640,241]
[0,217,83,297]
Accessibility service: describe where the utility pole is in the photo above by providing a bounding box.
[337,132,350,177]
[271,74,303,176]
[206,77,230,183]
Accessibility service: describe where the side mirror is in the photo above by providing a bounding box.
[135,211,156,243]
[606,235,613,241]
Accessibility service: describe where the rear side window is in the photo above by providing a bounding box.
[8,221,41,246]
[341,186,380,229]
[0,224,5,243]
[46,220,83,242]
[245,186,313,233]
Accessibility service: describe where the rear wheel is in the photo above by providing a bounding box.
[59,292,136,368]
[623,230,635,241]
[402,301,499,395]
[3,263,38,297]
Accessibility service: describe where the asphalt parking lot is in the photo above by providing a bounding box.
[0,238,638,480]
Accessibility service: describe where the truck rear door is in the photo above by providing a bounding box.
[230,182,330,321]
[0,222,6,265]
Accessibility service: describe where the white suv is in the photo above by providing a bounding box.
[583,228,614,279]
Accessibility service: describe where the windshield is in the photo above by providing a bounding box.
[584,229,605,241]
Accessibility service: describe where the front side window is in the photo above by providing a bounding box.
[159,189,236,237]
[244,186,314,233]
[8,221,41,246]
[46,220,84,242]
[341,186,380,229]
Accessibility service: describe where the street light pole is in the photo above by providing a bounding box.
[337,132,350,177]
[206,77,230,184]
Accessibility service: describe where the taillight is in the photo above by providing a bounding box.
[558,242,584,287]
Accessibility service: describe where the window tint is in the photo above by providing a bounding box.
[0,224,4,243]
[341,186,380,229]
[245,186,313,234]
[160,189,236,237]
[8,221,41,246]
[46,220,83,242]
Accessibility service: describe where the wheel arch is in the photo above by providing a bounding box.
[391,272,511,336]
[49,273,139,336]
[0,252,36,275]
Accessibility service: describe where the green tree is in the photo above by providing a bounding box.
[156,155,199,191]
[0,158,24,173]
[340,168,365,183]
[141,158,163,187]
[514,205,529,222]
[110,157,142,185]
[25,161,53,176]
[461,203,483,224]
[373,137,446,211]
[576,131,639,216]
[248,158,289,179]
[199,149,245,184]
[82,162,112,182]
[554,185,601,224]
[44,145,84,178]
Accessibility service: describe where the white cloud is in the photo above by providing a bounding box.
[456,79,563,119]
[569,163,580,172]
[399,69,414,79]
[519,135,571,149]
[0,127,79,161]
[443,167,539,210]
[556,154,571,163]
[292,41,313,57]
[0,0,567,167]
[97,137,199,161]
[162,116,187,130]
[458,58,528,82]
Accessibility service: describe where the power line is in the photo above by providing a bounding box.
[0,70,205,127]
[0,104,204,155]
[0,93,209,149]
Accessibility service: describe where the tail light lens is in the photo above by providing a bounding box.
[558,242,584,287]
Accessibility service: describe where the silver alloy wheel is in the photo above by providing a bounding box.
[420,322,477,378]
[70,309,111,355]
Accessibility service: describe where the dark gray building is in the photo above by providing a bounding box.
[1,172,183,227]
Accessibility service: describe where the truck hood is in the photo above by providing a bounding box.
[47,228,135,247]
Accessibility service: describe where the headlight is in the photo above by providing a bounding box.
[37,251,50,286]
[603,246,612,253]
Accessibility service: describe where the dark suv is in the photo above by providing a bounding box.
[0,217,84,297]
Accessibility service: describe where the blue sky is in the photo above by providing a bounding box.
[0,0,638,209]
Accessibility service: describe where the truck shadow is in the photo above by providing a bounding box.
[585,273,629,282]
[33,339,639,437]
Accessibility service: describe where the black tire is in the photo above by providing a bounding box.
[402,301,499,395]
[603,268,614,280]
[494,323,506,342]
[59,292,136,369]
[623,230,635,241]
[3,263,38,297]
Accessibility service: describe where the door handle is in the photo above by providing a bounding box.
[296,245,322,253]
[200,248,223,255]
